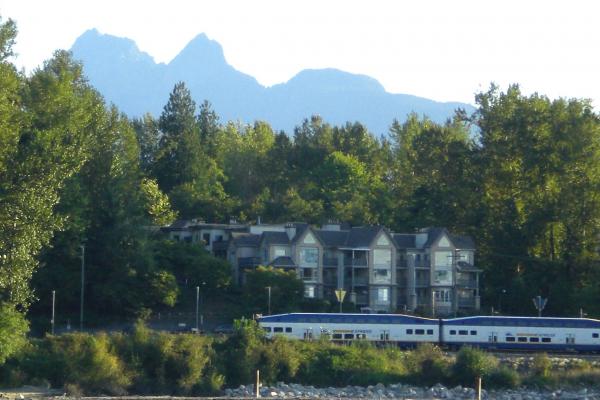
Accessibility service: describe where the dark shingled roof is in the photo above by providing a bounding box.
[450,234,475,249]
[231,233,261,247]
[345,226,384,248]
[269,256,297,268]
[164,219,193,230]
[261,231,290,246]
[422,227,448,248]
[315,230,348,247]
[393,234,416,249]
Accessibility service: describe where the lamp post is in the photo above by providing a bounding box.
[266,286,271,315]
[80,243,85,331]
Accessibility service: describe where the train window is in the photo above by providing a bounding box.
[333,334,343,340]
[285,327,292,333]
[415,329,425,335]
[529,337,539,343]
[459,330,468,335]
[274,327,283,333]
[406,329,413,334]
[470,330,477,335]
[356,334,367,339]
[542,338,551,343]
[450,330,456,335]
[506,337,515,342]
[263,327,272,332]
[427,329,434,335]
[518,337,527,342]
[593,333,599,338]
[344,333,354,340]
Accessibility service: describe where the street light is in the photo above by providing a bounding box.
[80,243,85,331]
[266,286,271,315]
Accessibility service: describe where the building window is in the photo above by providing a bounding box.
[302,268,315,281]
[377,288,389,303]
[374,249,391,268]
[202,233,210,245]
[304,285,315,298]
[274,246,286,257]
[374,269,390,283]
[434,289,451,303]
[299,248,318,267]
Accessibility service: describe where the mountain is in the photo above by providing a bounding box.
[71,29,474,135]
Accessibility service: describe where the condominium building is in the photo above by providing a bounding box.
[162,221,480,315]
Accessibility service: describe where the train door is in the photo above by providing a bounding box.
[488,332,498,343]
[303,329,313,341]
[566,334,575,345]
[380,329,390,342]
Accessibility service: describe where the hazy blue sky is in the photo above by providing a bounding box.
[1,0,598,106]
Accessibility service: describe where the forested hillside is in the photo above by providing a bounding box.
[1,16,600,364]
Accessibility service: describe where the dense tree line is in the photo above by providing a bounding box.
[1,15,600,364]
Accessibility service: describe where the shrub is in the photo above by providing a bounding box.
[404,343,450,386]
[531,353,552,378]
[486,366,521,388]
[452,346,497,386]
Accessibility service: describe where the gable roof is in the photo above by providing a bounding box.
[315,230,348,247]
[393,233,416,249]
[346,226,385,248]
[261,231,290,246]
[230,232,261,247]
[450,234,475,249]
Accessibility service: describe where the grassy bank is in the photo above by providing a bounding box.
[1,320,599,395]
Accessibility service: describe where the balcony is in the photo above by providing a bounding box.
[343,257,368,267]
[456,279,478,288]
[415,279,430,287]
[458,298,477,308]
[238,257,261,268]
[323,257,339,267]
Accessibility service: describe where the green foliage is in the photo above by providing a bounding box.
[0,304,29,365]
[531,352,552,378]
[243,266,304,314]
[486,366,521,389]
[404,343,450,385]
[452,346,498,385]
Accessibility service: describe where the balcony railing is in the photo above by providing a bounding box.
[456,279,478,288]
[458,298,477,308]
[343,257,368,267]
[323,257,339,267]
[415,279,430,287]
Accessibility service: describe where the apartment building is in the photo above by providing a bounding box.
[162,221,480,315]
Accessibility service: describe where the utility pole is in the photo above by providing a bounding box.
[195,286,200,333]
[51,290,56,335]
[80,244,85,331]
[266,286,271,315]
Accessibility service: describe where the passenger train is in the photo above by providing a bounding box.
[257,313,600,352]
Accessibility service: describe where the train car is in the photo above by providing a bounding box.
[441,316,600,352]
[257,313,600,352]
[258,313,438,346]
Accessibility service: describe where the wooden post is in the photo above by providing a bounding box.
[476,376,482,400]
[255,369,260,398]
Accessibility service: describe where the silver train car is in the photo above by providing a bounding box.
[257,313,600,352]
